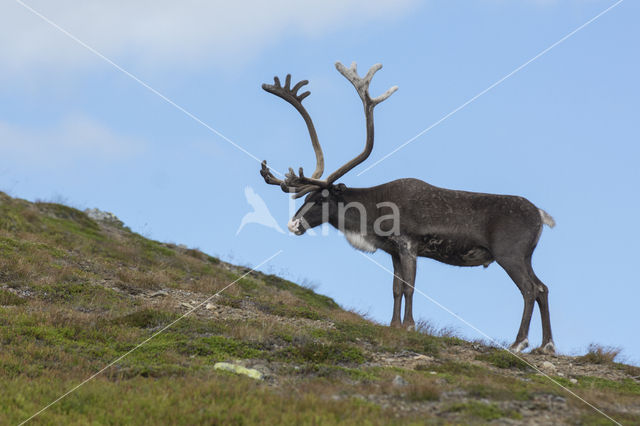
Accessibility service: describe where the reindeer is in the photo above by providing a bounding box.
[259,62,556,354]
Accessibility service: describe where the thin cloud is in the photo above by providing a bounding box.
[1,0,418,74]
[0,115,147,168]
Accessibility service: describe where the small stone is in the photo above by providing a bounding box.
[429,371,437,375]
[251,363,272,377]
[413,354,431,361]
[180,302,194,309]
[541,361,556,372]
[85,208,125,227]
[442,389,467,398]
[205,303,215,310]
[392,375,408,387]
[149,290,168,297]
[569,378,578,384]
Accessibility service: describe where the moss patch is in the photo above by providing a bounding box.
[276,341,367,365]
[476,349,532,371]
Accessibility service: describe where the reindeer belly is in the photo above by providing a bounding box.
[417,235,494,267]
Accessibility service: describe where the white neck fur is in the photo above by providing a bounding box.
[344,231,377,253]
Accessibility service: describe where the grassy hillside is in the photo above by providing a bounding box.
[1,191,639,425]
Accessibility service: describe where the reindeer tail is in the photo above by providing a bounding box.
[539,209,556,228]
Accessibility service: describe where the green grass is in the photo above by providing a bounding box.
[276,340,367,365]
[465,381,532,401]
[112,309,178,328]
[39,282,122,306]
[257,301,325,321]
[294,364,380,382]
[576,376,640,395]
[0,289,26,306]
[431,360,485,377]
[446,401,522,421]
[475,349,532,371]
[262,274,340,310]
[1,375,394,425]
[325,319,441,356]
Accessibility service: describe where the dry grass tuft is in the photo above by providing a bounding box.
[415,319,459,338]
[116,267,171,290]
[0,289,26,306]
[406,378,441,401]
[578,344,621,365]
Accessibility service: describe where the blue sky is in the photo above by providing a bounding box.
[1,0,638,364]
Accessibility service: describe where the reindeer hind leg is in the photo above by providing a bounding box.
[495,255,538,352]
[527,262,555,354]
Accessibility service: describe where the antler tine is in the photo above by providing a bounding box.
[280,167,324,198]
[372,85,399,105]
[363,63,380,83]
[261,161,324,198]
[260,160,292,193]
[292,80,311,101]
[262,75,311,104]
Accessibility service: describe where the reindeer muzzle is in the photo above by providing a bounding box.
[287,218,304,235]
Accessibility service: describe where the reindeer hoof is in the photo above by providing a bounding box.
[510,338,529,353]
[537,341,556,355]
[404,322,415,331]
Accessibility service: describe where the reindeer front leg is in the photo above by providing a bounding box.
[400,254,417,331]
[390,254,403,328]
[390,252,417,330]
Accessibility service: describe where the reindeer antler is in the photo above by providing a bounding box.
[283,62,397,192]
[260,62,397,199]
[261,74,324,176]
[260,73,329,198]
[324,62,397,184]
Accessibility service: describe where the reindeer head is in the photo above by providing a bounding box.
[260,62,397,235]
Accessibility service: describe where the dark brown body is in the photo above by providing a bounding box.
[337,179,542,267]
[293,178,555,353]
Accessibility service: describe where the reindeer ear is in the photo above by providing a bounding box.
[334,183,347,192]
